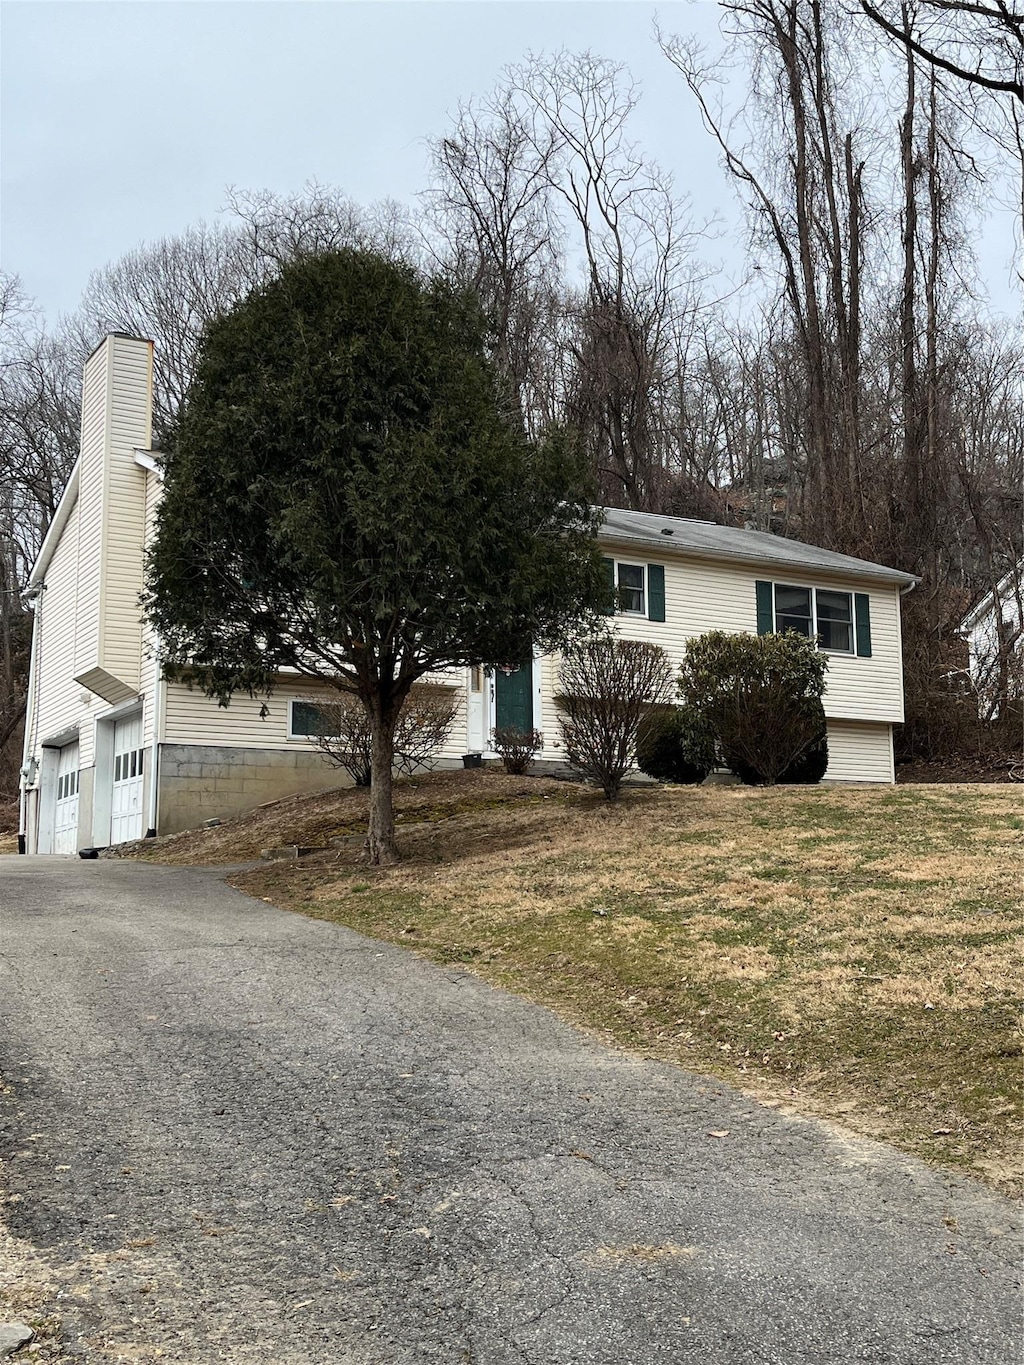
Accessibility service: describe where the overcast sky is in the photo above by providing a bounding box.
[2,0,1019,327]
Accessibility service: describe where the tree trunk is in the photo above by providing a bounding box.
[899,5,922,557]
[366,704,399,865]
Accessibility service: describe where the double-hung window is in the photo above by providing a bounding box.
[616,563,646,614]
[602,557,666,622]
[774,584,853,653]
[756,579,871,656]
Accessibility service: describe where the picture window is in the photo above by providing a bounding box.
[774,584,853,653]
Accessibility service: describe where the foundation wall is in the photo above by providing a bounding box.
[157,743,354,834]
[157,743,467,835]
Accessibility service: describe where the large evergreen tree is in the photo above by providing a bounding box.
[145,248,605,863]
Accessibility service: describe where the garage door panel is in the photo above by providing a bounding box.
[110,714,145,844]
[54,741,80,854]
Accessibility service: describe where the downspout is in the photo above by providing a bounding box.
[18,584,45,853]
[145,641,163,839]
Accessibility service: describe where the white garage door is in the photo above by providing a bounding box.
[54,741,80,855]
[110,714,145,845]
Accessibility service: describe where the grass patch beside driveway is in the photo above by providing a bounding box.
[217,778,1019,1194]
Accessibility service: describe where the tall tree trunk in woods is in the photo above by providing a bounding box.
[900,7,922,552]
[923,68,943,588]
[661,1,869,550]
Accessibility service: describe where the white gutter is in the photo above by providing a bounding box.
[18,584,45,853]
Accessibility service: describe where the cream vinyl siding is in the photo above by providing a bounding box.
[597,542,906,723]
[72,348,106,686]
[538,654,565,761]
[138,466,164,755]
[825,721,894,783]
[100,342,152,688]
[165,683,301,747]
[165,671,470,763]
[33,497,97,765]
[422,666,469,760]
[73,336,153,704]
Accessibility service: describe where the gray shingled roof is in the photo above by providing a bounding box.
[599,507,919,588]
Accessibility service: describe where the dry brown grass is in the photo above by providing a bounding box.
[124,771,1023,1195]
[106,767,584,866]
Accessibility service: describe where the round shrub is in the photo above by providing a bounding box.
[779,729,829,784]
[727,701,828,785]
[636,706,716,784]
[679,630,828,785]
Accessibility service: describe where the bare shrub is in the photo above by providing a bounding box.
[491,725,543,775]
[557,635,675,799]
[313,685,457,785]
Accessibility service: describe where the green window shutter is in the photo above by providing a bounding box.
[601,556,616,614]
[755,580,774,635]
[647,564,666,622]
[855,593,872,657]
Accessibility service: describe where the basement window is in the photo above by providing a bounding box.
[289,700,328,739]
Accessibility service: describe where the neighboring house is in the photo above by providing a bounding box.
[960,562,1024,721]
[19,334,919,855]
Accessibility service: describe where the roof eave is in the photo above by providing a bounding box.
[960,560,1024,629]
[597,527,919,590]
[27,460,80,590]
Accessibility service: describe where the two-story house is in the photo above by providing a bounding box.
[19,334,918,854]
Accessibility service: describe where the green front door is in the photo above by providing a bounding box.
[494,662,533,733]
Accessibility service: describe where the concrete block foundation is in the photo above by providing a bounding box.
[157,743,353,835]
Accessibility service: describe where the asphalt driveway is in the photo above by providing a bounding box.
[0,858,1020,1364]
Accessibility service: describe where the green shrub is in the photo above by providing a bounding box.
[729,701,829,785]
[635,706,717,784]
[679,630,828,786]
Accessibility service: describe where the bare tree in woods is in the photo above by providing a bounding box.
[423,91,563,432]
[226,182,420,276]
[0,278,85,791]
[661,4,872,551]
[72,221,253,446]
[860,0,1023,101]
[511,52,704,511]
[862,0,1023,289]
[73,185,405,448]
[0,278,82,555]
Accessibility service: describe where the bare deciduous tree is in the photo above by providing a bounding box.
[860,0,1023,101]
[311,684,458,787]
